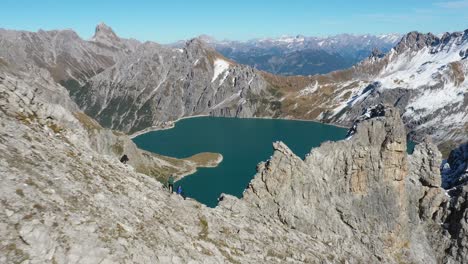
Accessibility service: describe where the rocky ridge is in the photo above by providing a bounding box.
[1,53,468,262]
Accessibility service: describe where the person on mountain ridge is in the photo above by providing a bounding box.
[167,175,175,193]
[120,154,129,164]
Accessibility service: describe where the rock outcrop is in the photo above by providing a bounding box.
[242,105,467,263]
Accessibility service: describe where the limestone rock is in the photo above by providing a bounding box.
[243,105,467,263]
[409,137,443,187]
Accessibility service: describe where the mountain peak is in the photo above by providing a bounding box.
[91,22,120,45]
[186,37,213,50]
[394,31,439,53]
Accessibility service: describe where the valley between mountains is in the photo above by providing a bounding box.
[1,23,466,151]
[0,23,467,263]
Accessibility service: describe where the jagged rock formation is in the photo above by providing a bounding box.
[1,52,468,262]
[90,22,140,51]
[243,106,467,263]
[0,26,132,83]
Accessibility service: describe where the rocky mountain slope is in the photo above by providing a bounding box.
[3,23,284,133]
[0,23,138,84]
[0,63,220,184]
[2,57,468,262]
[272,30,468,151]
[177,33,401,75]
[71,38,282,133]
[0,24,465,149]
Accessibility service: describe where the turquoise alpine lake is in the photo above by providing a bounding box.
[133,117,348,207]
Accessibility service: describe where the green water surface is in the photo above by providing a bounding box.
[133,117,348,207]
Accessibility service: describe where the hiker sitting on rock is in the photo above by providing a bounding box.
[167,175,175,193]
[177,185,186,199]
[120,154,129,164]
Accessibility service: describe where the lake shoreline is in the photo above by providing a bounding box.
[130,115,350,139]
[129,114,210,139]
[131,116,348,207]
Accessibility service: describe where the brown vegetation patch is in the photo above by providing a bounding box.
[48,123,63,134]
[342,91,353,100]
[312,68,355,84]
[111,142,124,156]
[185,152,222,167]
[448,62,465,86]
[16,112,38,125]
[73,112,102,132]
[15,188,24,197]
[0,57,8,67]
[261,71,312,92]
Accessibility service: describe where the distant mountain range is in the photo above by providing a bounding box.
[172,33,402,75]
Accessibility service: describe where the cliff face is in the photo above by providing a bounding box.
[242,107,467,263]
[73,39,280,133]
[1,56,468,263]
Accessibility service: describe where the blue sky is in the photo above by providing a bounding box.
[1,0,467,43]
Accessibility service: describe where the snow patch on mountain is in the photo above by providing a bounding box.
[408,84,464,113]
[378,36,468,90]
[219,70,229,85]
[212,58,230,83]
[298,81,319,96]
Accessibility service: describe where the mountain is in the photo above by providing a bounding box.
[0,24,465,151]
[294,30,468,154]
[2,68,468,262]
[1,23,468,263]
[72,38,284,133]
[189,33,402,75]
[0,25,134,83]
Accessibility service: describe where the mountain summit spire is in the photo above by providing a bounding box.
[91,22,120,46]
